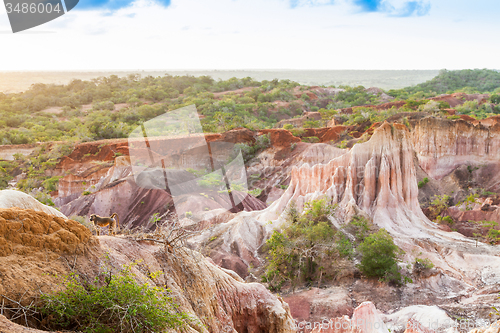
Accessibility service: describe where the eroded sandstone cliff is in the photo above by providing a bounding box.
[193,121,500,330]
[0,206,295,333]
[412,118,500,180]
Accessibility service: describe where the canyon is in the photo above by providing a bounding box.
[1,92,500,332]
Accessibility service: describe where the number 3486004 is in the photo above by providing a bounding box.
[5,2,62,14]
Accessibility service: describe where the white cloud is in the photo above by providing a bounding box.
[0,0,499,70]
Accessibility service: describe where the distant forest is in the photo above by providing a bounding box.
[0,69,499,146]
[388,69,500,98]
[1,69,500,195]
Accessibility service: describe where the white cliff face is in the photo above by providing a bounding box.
[269,122,500,293]
[276,122,425,235]
[0,189,67,218]
[196,121,500,324]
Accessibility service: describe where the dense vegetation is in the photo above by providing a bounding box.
[388,69,500,99]
[39,263,192,333]
[357,229,404,283]
[0,142,75,197]
[1,69,500,146]
[262,199,407,291]
[0,75,378,145]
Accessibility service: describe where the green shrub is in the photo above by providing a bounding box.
[491,94,500,104]
[42,176,62,192]
[413,258,434,273]
[148,213,162,224]
[283,123,294,130]
[418,177,429,189]
[345,215,371,243]
[436,215,454,224]
[302,136,320,143]
[303,120,320,128]
[34,192,56,207]
[430,194,451,217]
[39,264,191,332]
[487,229,500,244]
[357,229,403,283]
[336,140,348,149]
[93,100,115,111]
[472,220,500,244]
[335,233,353,259]
[248,188,263,197]
[404,99,426,109]
[290,128,305,137]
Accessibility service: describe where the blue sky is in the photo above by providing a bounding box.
[0,0,499,70]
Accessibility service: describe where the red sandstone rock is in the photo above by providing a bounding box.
[459,114,477,122]
[283,287,353,330]
[259,129,301,148]
[218,127,256,144]
[412,117,500,179]
[301,126,349,143]
[480,115,500,127]
[430,93,489,108]
[0,209,295,333]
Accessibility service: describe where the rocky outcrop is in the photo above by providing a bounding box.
[0,189,66,218]
[59,156,266,230]
[56,129,257,199]
[259,129,301,149]
[283,287,353,329]
[0,207,98,312]
[0,315,53,333]
[310,302,388,333]
[0,207,96,257]
[0,208,295,332]
[273,122,426,235]
[412,117,500,180]
[275,112,323,129]
[197,121,500,324]
[430,92,490,108]
[55,139,128,197]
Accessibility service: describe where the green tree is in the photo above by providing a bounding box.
[491,94,500,104]
[357,229,403,283]
[263,199,338,290]
[430,194,451,217]
[318,108,337,126]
